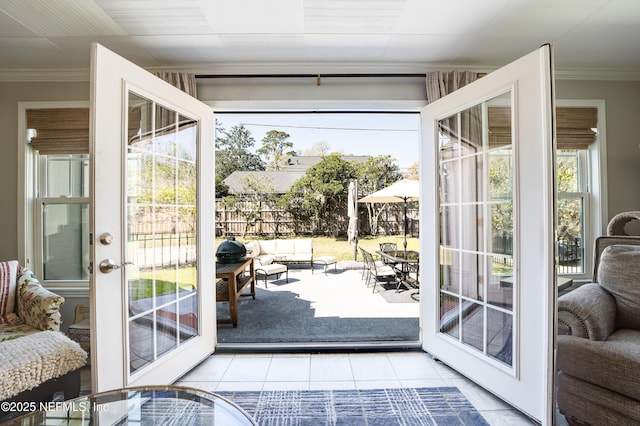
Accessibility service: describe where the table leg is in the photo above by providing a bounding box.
[228,274,238,327]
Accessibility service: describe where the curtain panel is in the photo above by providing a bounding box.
[153,71,198,98]
[425,70,478,104]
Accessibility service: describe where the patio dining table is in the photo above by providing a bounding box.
[376,250,420,295]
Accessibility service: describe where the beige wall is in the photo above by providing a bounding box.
[0,78,639,261]
[0,82,89,260]
[556,80,640,219]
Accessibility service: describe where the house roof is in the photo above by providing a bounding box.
[224,171,306,195]
[224,155,369,194]
[0,1,638,79]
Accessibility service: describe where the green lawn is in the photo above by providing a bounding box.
[218,235,420,262]
[132,235,420,300]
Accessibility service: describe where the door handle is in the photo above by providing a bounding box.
[99,259,134,274]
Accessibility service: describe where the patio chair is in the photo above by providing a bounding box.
[394,261,419,292]
[361,248,397,293]
[359,247,383,282]
[379,242,398,264]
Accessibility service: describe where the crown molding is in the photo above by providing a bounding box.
[0,63,638,82]
[554,67,640,81]
[0,68,90,82]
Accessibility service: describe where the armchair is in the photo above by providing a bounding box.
[557,236,640,425]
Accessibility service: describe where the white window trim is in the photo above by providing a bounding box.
[17,100,90,289]
[556,99,608,281]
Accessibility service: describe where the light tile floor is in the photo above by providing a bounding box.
[174,350,544,425]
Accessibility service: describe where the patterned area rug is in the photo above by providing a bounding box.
[218,387,488,425]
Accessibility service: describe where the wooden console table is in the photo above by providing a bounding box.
[216,258,255,327]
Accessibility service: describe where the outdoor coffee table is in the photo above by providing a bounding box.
[216,258,255,327]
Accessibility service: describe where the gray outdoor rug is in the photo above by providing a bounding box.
[217,387,488,425]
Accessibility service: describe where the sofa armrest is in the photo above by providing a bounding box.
[16,269,64,331]
[558,283,616,340]
[557,334,640,402]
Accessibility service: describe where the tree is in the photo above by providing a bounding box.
[220,174,276,238]
[282,153,358,236]
[257,130,295,171]
[557,152,582,243]
[405,161,420,180]
[304,140,331,156]
[357,155,403,235]
[215,123,264,180]
[215,176,229,198]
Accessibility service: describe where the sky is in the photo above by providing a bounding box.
[214,113,420,172]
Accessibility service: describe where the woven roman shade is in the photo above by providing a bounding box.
[488,106,597,149]
[556,107,598,150]
[27,108,89,154]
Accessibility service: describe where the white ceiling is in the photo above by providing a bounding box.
[0,0,639,79]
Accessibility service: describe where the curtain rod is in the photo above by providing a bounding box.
[195,73,427,79]
[196,73,427,86]
[195,72,485,85]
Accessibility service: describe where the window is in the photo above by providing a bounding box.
[557,149,588,275]
[555,102,606,280]
[20,104,91,284]
[36,154,90,281]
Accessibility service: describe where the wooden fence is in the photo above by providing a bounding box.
[214,198,419,237]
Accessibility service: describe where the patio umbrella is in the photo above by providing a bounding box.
[347,181,359,260]
[358,178,419,251]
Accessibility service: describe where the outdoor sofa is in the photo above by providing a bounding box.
[244,238,313,269]
[0,261,87,419]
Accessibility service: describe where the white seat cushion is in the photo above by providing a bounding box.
[256,263,287,275]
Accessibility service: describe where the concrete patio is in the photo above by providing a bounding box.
[215,262,420,345]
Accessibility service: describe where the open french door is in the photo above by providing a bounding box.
[421,46,556,423]
[89,43,215,392]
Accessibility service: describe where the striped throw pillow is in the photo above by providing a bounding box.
[0,260,20,324]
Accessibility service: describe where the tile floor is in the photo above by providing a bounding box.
[174,350,547,425]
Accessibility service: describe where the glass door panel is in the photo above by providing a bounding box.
[91,43,214,391]
[126,91,199,376]
[437,92,514,367]
[422,46,555,423]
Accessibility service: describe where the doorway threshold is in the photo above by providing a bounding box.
[216,340,422,354]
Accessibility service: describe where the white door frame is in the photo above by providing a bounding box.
[90,43,215,391]
[420,46,556,424]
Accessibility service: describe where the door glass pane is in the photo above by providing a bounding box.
[462,302,483,351]
[437,91,514,368]
[487,308,513,366]
[126,91,199,375]
[440,293,459,339]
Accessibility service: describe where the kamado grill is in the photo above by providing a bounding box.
[216,237,247,264]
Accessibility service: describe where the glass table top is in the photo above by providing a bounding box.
[6,386,256,425]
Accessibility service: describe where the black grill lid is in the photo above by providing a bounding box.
[216,237,247,263]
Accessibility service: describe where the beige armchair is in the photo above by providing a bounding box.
[557,236,640,425]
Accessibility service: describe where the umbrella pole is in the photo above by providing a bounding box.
[354,181,359,260]
[403,198,408,252]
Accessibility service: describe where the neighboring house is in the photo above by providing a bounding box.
[223,155,369,194]
[223,170,305,194]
